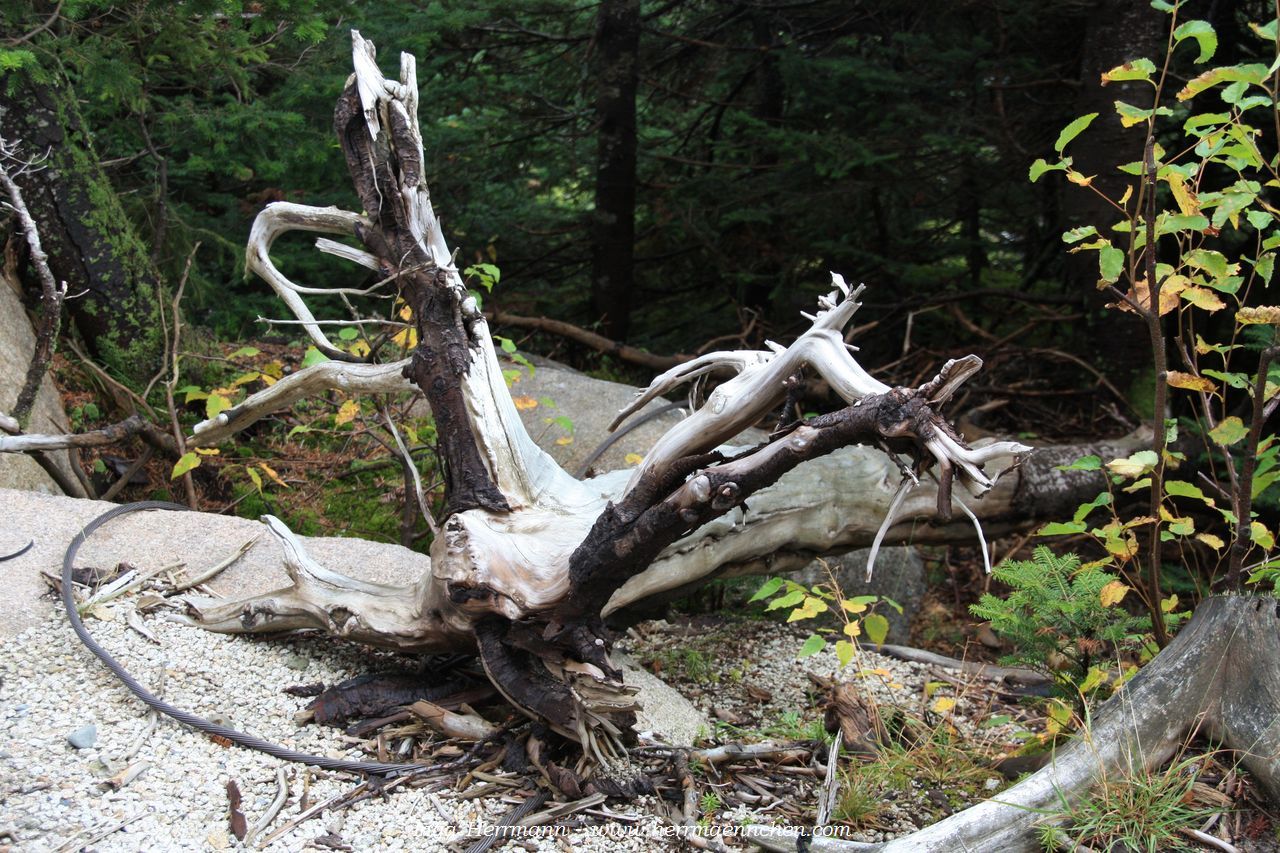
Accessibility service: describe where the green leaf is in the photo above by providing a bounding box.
[338,326,359,341]
[1178,64,1269,101]
[748,577,785,603]
[1073,491,1113,522]
[1099,245,1125,283]
[246,466,263,492]
[1061,226,1098,244]
[863,614,890,647]
[1165,480,1213,504]
[1208,416,1248,446]
[1186,248,1233,279]
[1173,20,1218,63]
[1107,450,1158,478]
[1029,158,1067,183]
[764,589,805,611]
[1038,521,1088,536]
[1055,114,1098,154]
[206,394,233,420]
[797,634,826,659]
[835,640,855,668]
[1056,455,1101,472]
[300,346,330,368]
[1255,254,1275,286]
[1202,369,1250,390]
[1101,58,1157,83]
[171,452,201,479]
[227,346,261,359]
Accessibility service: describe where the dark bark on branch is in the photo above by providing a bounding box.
[332,84,508,516]
[488,310,688,371]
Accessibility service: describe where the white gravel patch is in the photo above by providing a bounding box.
[0,607,677,852]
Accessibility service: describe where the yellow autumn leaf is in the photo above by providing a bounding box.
[348,339,371,357]
[1238,306,1280,325]
[931,696,957,714]
[555,436,574,446]
[624,452,644,465]
[1166,171,1200,216]
[1066,170,1094,187]
[194,447,220,456]
[1196,532,1225,550]
[842,620,861,638]
[335,399,360,426]
[513,396,538,411]
[391,327,419,349]
[1099,580,1130,607]
[1166,371,1217,393]
[259,462,288,489]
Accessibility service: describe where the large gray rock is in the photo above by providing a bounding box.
[791,547,927,644]
[0,487,428,639]
[0,274,74,494]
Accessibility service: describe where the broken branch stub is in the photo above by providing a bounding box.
[181,31,1029,751]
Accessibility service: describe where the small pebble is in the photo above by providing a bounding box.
[66,724,97,750]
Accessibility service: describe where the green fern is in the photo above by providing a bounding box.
[971,547,1149,704]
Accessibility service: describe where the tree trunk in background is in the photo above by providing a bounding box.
[0,73,165,387]
[1060,2,1163,402]
[589,0,640,341]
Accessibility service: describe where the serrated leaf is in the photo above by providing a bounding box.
[1099,245,1125,283]
[1165,480,1214,505]
[1167,172,1200,216]
[1173,20,1217,63]
[300,346,330,368]
[1166,371,1217,392]
[797,634,826,659]
[1100,580,1130,607]
[1055,113,1098,153]
[1238,306,1280,325]
[1255,254,1275,286]
[1056,454,1101,471]
[1106,450,1158,478]
[863,613,889,647]
[1252,521,1275,550]
[1101,58,1157,83]
[764,589,805,611]
[171,452,200,479]
[1029,158,1066,182]
[1180,286,1226,312]
[748,577,785,603]
[1038,521,1088,536]
[1209,416,1248,446]
[1062,225,1099,244]
[1202,370,1250,390]
[206,394,233,420]
[335,399,360,426]
[835,640,855,668]
[1178,64,1269,101]
[1196,532,1225,549]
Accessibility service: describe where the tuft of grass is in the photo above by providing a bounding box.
[1038,755,1217,853]
[833,769,885,828]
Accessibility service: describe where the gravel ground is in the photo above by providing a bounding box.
[0,607,679,852]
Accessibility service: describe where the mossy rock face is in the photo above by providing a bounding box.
[1,69,165,387]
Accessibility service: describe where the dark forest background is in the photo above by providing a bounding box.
[2,0,1274,429]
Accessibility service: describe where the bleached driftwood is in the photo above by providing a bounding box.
[181,31,1037,754]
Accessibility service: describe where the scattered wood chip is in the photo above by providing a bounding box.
[227,780,247,841]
